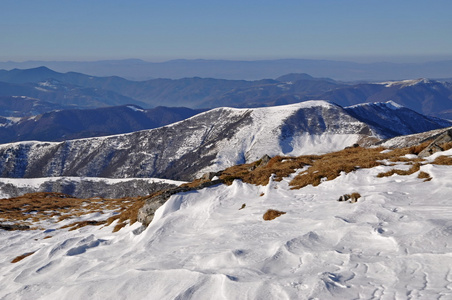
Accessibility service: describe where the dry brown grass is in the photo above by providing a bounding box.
[377,163,421,178]
[1,139,449,233]
[263,209,286,221]
[105,197,147,232]
[11,251,35,263]
[289,146,418,189]
[417,171,432,181]
[350,192,361,200]
[432,155,452,165]
[408,140,432,155]
[0,192,142,232]
[440,141,452,152]
[213,145,429,190]
[219,155,315,186]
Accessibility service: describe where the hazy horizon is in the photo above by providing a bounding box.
[1,1,451,63]
[3,54,452,65]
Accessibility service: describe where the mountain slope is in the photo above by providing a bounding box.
[0,67,342,108]
[0,105,204,143]
[0,96,68,117]
[0,101,449,181]
[0,79,146,112]
[319,79,452,119]
[2,67,452,120]
[345,101,452,137]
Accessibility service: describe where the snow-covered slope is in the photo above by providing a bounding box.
[1,149,451,299]
[345,101,452,138]
[0,101,374,180]
[0,177,183,199]
[0,100,449,181]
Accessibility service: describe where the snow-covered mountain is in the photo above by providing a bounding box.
[345,100,452,137]
[319,78,452,119]
[0,100,450,181]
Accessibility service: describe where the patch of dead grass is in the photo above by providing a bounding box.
[0,192,142,233]
[219,155,315,186]
[263,209,286,221]
[11,251,35,263]
[417,171,432,181]
[432,155,452,165]
[290,146,419,189]
[377,163,421,178]
[213,145,429,190]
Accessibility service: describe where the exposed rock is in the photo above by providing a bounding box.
[337,192,361,203]
[418,129,452,157]
[201,171,222,181]
[247,154,271,171]
[0,224,30,231]
[137,179,223,227]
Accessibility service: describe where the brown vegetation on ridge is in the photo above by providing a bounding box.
[3,137,452,233]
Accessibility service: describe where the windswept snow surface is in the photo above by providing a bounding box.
[1,152,452,299]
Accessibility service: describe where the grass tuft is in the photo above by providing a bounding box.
[263,209,286,221]
[11,251,35,263]
[417,171,432,181]
[377,163,421,178]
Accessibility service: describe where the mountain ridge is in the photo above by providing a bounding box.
[1,67,452,119]
[1,58,452,81]
[0,100,449,181]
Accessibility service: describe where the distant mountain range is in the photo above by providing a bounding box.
[1,67,452,119]
[0,105,204,143]
[1,58,452,81]
[0,76,146,111]
[0,100,449,181]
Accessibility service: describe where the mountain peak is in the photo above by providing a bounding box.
[0,66,60,84]
[276,73,314,82]
[381,78,434,87]
[347,100,404,111]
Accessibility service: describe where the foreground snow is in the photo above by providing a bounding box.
[1,155,452,299]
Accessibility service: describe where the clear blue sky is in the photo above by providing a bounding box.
[1,0,451,62]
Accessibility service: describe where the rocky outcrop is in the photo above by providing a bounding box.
[0,178,179,199]
[137,179,223,226]
[418,129,452,157]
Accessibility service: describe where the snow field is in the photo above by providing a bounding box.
[1,155,452,299]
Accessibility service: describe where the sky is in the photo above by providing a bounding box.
[1,0,452,63]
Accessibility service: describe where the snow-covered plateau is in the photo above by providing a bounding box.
[1,149,451,299]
